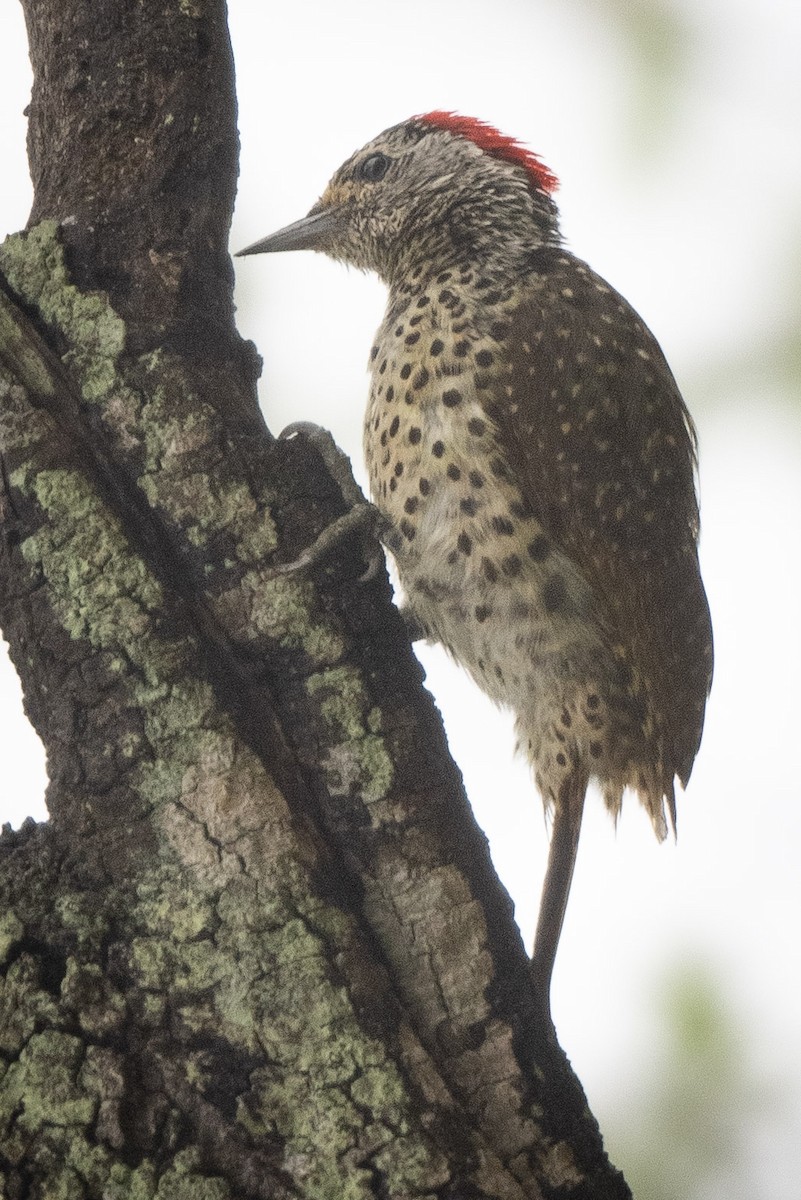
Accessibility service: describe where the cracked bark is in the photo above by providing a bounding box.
[0,1,632,1197]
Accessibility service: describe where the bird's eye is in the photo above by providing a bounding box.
[359,153,391,183]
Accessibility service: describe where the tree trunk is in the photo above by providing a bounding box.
[0,2,630,1196]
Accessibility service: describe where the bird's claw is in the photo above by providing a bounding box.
[273,422,386,581]
[280,421,366,509]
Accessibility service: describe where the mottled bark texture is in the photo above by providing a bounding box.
[0,2,631,1197]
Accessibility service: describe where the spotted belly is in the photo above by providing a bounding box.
[369,405,641,813]
[401,510,657,822]
[364,315,664,827]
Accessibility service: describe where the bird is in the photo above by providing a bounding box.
[237,112,714,1018]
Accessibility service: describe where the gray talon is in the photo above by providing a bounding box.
[273,423,385,580]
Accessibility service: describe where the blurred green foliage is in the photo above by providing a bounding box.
[587,0,801,412]
[590,0,695,146]
[605,960,784,1200]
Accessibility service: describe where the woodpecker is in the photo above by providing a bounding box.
[238,112,713,1015]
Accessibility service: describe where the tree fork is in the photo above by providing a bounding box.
[0,1,630,1195]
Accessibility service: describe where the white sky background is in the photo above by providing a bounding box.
[1,0,800,1190]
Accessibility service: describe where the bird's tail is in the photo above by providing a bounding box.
[531,769,587,1020]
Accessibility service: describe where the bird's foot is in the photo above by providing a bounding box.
[272,423,386,582]
[266,502,385,580]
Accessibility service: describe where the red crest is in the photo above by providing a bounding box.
[418,111,559,194]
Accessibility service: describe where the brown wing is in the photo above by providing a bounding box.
[488,248,713,788]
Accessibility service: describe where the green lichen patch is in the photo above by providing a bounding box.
[305,666,395,804]
[18,468,164,652]
[1,889,451,1194]
[318,737,394,806]
[135,870,216,941]
[218,899,446,1197]
[154,1150,231,1200]
[181,477,279,563]
[1,1030,96,1133]
[13,458,231,808]
[11,457,254,829]
[20,1159,84,1200]
[241,571,345,665]
[307,665,369,741]
[373,1133,452,1194]
[121,856,451,1197]
[0,909,23,963]
[126,864,227,993]
[136,380,278,565]
[103,1159,159,1200]
[0,955,62,1056]
[0,820,453,1199]
[0,221,126,403]
[54,889,121,951]
[0,288,58,399]
[60,961,127,1040]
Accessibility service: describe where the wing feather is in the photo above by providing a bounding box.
[487,249,713,786]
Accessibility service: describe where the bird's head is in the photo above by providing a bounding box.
[237,113,561,283]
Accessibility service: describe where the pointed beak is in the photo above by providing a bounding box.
[236,207,344,257]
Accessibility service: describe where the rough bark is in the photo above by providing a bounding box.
[0,1,631,1197]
